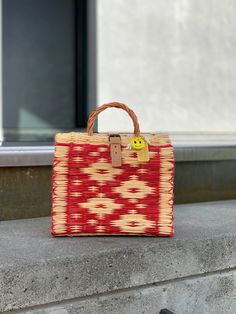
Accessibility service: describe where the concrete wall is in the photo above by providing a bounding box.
[96,0,236,133]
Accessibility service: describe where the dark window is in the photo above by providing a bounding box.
[2,0,88,143]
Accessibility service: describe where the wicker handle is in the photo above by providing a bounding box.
[86,102,140,136]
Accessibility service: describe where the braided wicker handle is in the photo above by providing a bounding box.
[86,102,140,136]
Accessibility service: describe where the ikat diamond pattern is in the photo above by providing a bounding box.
[52,138,174,236]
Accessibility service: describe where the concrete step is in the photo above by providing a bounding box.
[1,200,236,314]
[1,157,236,221]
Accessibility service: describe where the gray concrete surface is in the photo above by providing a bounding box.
[15,272,236,314]
[0,200,236,313]
[96,0,236,133]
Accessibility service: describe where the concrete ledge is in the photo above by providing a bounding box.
[1,200,236,313]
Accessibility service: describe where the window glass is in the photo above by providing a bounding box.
[1,0,87,144]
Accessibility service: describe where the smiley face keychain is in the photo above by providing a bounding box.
[131,137,146,150]
[130,136,150,162]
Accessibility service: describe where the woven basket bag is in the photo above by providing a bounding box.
[51,102,175,236]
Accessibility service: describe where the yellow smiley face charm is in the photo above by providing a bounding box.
[131,137,146,150]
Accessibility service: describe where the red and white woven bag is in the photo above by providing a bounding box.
[51,102,174,236]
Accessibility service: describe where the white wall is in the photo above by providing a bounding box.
[0,0,2,142]
[97,0,236,133]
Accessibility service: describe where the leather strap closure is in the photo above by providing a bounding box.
[109,134,122,167]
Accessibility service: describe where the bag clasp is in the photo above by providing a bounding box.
[109,134,122,167]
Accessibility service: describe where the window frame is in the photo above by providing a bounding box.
[0,1,235,166]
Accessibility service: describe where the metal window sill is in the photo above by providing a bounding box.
[0,146,54,167]
[0,144,236,167]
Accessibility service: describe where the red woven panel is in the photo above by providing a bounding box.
[52,142,174,236]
